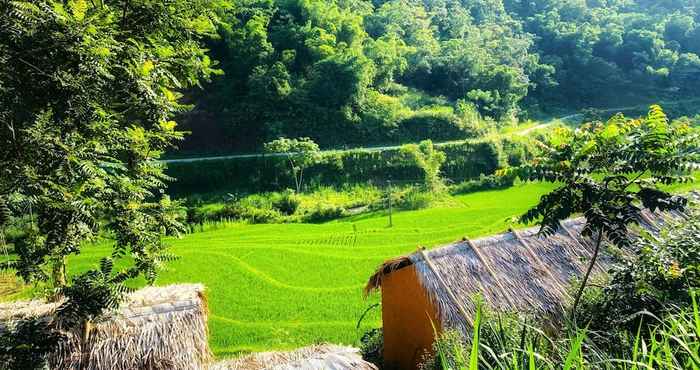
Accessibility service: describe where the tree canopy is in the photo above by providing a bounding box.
[178,0,700,153]
[515,105,700,320]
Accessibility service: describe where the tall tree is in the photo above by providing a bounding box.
[400,140,447,192]
[0,1,222,367]
[264,137,321,193]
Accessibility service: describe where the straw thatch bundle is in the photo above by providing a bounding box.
[0,284,211,370]
[212,344,378,370]
[366,208,681,335]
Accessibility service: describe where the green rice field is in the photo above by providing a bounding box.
[4,179,699,358]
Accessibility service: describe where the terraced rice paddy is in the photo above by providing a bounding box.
[8,179,700,358]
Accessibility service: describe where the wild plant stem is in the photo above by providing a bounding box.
[571,228,603,326]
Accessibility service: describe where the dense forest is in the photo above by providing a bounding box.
[178,0,700,152]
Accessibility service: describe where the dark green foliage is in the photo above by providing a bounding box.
[271,190,301,215]
[450,173,516,196]
[0,1,220,367]
[360,328,383,367]
[580,207,700,344]
[0,0,220,285]
[221,203,282,224]
[514,0,700,108]
[440,140,506,182]
[301,203,347,223]
[397,110,475,142]
[0,319,64,370]
[0,196,9,229]
[178,0,700,154]
[166,138,516,196]
[179,0,553,152]
[516,105,700,319]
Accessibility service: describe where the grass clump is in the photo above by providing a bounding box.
[270,190,301,215]
[301,203,348,223]
[359,328,383,368]
[393,188,435,210]
[422,296,700,370]
[450,174,516,196]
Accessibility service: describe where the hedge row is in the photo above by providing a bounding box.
[165,138,531,197]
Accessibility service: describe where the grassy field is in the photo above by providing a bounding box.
[3,178,698,358]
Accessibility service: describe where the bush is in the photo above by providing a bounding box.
[2,216,29,247]
[217,195,282,224]
[394,188,433,210]
[501,136,536,167]
[360,328,383,368]
[438,139,505,183]
[186,202,226,225]
[578,206,700,345]
[399,140,447,192]
[397,108,476,142]
[450,173,516,195]
[302,203,347,223]
[271,190,300,215]
[221,204,282,224]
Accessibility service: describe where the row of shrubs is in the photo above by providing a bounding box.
[185,174,516,227]
[186,186,379,226]
[166,136,534,197]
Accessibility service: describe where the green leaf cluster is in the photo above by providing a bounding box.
[0,1,221,367]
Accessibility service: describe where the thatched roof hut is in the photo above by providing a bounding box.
[365,209,678,370]
[0,284,210,370]
[212,344,378,370]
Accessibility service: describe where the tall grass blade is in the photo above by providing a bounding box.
[563,329,585,370]
[692,290,699,337]
[470,301,482,370]
[430,319,451,370]
[631,319,643,370]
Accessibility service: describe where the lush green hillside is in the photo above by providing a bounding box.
[179,0,700,153]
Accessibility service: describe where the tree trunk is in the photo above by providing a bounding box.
[571,229,603,326]
[298,169,304,194]
[51,255,67,288]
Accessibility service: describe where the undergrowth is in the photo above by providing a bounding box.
[423,293,700,370]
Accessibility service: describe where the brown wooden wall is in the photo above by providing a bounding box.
[381,265,441,370]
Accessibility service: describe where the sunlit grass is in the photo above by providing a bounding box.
[58,182,557,357]
[3,179,698,359]
[432,292,700,369]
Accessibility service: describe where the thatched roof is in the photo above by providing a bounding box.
[366,208,679,334]
[0,284,211,370]
[212,344,378,370]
